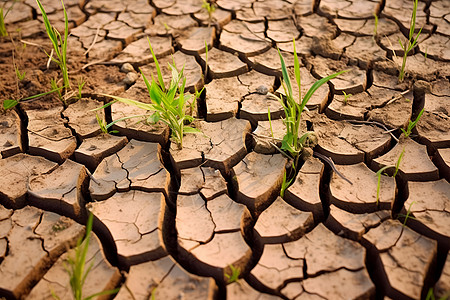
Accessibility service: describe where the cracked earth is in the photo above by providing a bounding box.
[0,0,449,299]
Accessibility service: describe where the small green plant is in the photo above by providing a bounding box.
[0,1,16,37]
[398,200,417,227]
[375,148,405,204]
[224,264,241,284]
[96,113,118,135]
[202,0,216,27]
[373,12,379,40]
[36,0,71,94]
[401,108,424,138]
[51,77,63,101]
[3,86,64,110]
[77,77,86,100]
[52,212,119,300]
[15,67,26,81]
[426,288,449,300]
[97,38,201,149]
[398,0,422,82]
[342,91,352,105]
[270,39,346,196]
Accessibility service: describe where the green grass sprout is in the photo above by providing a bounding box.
[270,39,347,195]
[375,148,405,204]
[15,67,26,81]
[398,201,417,227]
[77,77,86,100]
[202,0,216,27]
[0,1,17,37]
[225,264,241,284]
[96,38,201,149]
[398,0,422,82]
[342,91,352,105]
[3,86,65,110]
[36,0,71,94]
[373,12,379,40]
[401,108,424,138]
[52,212,119,300]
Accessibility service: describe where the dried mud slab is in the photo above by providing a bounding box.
[284,157,324,222]
[254,197,314,244]
[424,93,450,117]
[27,107,77,163]
[177,26,216,55]
[433,148,450,181]
[284,224,367,276]
[227,279,281,300]
[276,66,330,112]
[232,152,287,215]
[220,20,271,57]
[110,36,173,65]
[115,255,214,300]
[161,0,203,15]
[366,95,412,129]
[247,48,296,76]
[266,19,300,43]
[327,86,401,121]
[320,0,378,19]
[205,76,248,121]
[0,110,22,158]
[90,139,169,200]
[250,244,304,292]
[253,0,293,21]
[88,191,166,266]
[402,180,450,249]
[0,154,58,209]
[301,268,375,299]
[146,13,197,36]
[345,36,388,69]
[170,118,251,173]
[384,54,450,81]
[372,138,440,181]
[74,133,128,171]
[435,253,450,298]
[334,17,398,37]
[28,159,89,220]
[310,56,367,94]
[63,98,105,139]
[0,206,84,299]
[325,205,391,241]
[199,47,248,79]
[330,162,395,213]
[179,167,228,200]
[297,14,337,39]
[313,114,391,164]
[251,119,287,154]
[240,93,284,125]
[362,219,437,299]
[383,0,429,33]
[28,233,121,299]
[416,111,450,148]
[194,7,232,27]
[110,101,170,145]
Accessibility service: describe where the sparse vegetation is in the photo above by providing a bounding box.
[202,0,216,27]
[225,264,241,284]
[0,1,17,37]
[270,39,346,196]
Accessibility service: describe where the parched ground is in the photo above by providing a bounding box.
[0,0,449,299]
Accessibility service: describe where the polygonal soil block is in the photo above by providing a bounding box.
[284,157,324,222]
[433,148,450,181]
[28,159,89,220]
[0,154,58,208]
[254,197,314,244]
[28,233,121,299]
[227,279,281,300]
[0,110,22,158]
[27,108,77,163]
[177,26,216,55]
[63,98,105,139]
[170,118,251,173]
[402,180,450,249]
[250,244,303,292]
[199,47,248,79]
[0,206,84,299]
[220,20,271,57]
[325,205,391,241]
[372,137,440,181]
[434,253,450,299]
[362,219,437,299]
[114,255,215,300]
[179,167,228,200]
[329,162,396,213]
[416,111,450,148]
[89,139,169,201]
[232,152,287,215]
[74,133,128,172]
[88,191,166,267]
[284,224,367,276]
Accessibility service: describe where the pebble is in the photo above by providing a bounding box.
[121,63,135,73]
[123,72,139,85]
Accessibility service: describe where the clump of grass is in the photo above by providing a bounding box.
[270,39,347,196]
[97,38,201,149]
[36,0,71,96]
[51,212,119,300]
[202,0,216,27]
[224,264,241,284]
[398,0,422,82]
[0,1,17,37]
[95,113,118,135]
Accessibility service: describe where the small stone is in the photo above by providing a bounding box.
[123,72,139,85]
[256,85,269,95]
[121,63,135,73]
